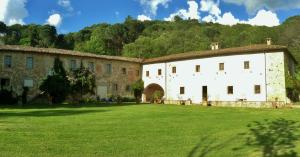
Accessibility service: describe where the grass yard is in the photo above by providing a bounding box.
[0,104,300,157]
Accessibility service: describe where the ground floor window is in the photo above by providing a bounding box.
[255,85,261,94]
[24,79,34,88]
[180,87,185,95]
[227,86,233,94]
[0,78,10,89]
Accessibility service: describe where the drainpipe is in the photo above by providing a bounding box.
[264,53,268,102]
[165,62,167,100]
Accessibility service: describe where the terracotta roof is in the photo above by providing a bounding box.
[0,44,296,64]
[0,45,143,63]
[143,44,296,64]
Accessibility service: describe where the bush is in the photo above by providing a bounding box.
[39,57,70,104]
[0,89,18,105]
[131,79,144,103]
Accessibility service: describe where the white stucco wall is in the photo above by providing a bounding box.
[142,51,287,104]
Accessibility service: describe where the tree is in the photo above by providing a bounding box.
[69,63,96,102]
[131,79,144,103]
[39,57,70,104]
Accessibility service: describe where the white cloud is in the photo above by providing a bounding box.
[137,14,152,21]
[139,0,171,15]
[200,0,221,16]
[199,0,280,27]
[58,0,73,12]
[202,10,280,27]
[164,1,200,21]
[0,0,28,25]
[243,10,280,27]
[46,14,62,27]
[222,0,300,14]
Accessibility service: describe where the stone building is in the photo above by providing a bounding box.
[0,45,142,100]
[0,41,297,107]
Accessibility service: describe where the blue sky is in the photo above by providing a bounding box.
[0,0,300,33]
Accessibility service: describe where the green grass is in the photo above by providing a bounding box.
[1,104,300,157]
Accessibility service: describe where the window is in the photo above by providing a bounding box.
[24,79,33,87]
[180,87,185,95]
[227,86,233,94]
[126,85,131,92]
[0,78,10,89]
[70,60,76,71]
[122,68,127,75]
[255,85,261,94]
[113,84,118,91]
[88,62,94,72]
[195,65,200,72]
[136,70,140,77]
[4,55,12,68]
[219,63,224,71]
[158,69,162,75]
[146,71,150,77]
[172,66,176,73]
[106,64,112,74]
[244,61,250,69]
[26,57,33,69]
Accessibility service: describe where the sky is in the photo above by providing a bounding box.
[0,0,300,33]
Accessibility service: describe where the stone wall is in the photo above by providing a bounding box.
[0,51,141,100]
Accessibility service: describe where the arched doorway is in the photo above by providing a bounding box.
[144,84,164,103]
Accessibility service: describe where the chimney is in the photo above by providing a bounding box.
[211,42,219,50]
[266,38,272,46]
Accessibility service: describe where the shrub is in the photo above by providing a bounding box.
[69,63,96,102]
[39,57,70,104]
[131,79,144,103]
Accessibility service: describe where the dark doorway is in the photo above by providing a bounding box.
[202,86,208,102]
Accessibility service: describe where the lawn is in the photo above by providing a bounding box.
[0,104,300,157]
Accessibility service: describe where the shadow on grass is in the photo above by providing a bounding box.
[187,136,237,157]
[0,109,108,117]
[0,102,141,110]
[246,118,299,157]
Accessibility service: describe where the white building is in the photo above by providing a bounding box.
[142,43,296,107]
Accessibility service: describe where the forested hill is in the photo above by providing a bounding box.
[0,16,300,61]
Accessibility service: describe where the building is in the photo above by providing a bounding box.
[0,45,142,100]
[142,43,296,107]
[0,41,297,107]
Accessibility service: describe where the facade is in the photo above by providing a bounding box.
[142,44,296,107]
[0,45,142,100]
[0,43,297,107]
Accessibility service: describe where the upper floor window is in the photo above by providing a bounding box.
[195,65,200,72]
[244,61,250,69]
[4,55,12,68]
[158,69,162,76]
[227,86,233,95]
[106,64,112,74]
[26,57,33,69]
[219,63,224,71]
[172,67,176,74]
[180,87,185,95]
[146,71,150,77]
[88,62,94,72]
[136,70,140,77]
[70,60,76,71]
[122,68,127,75]
[255,85,261,94]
